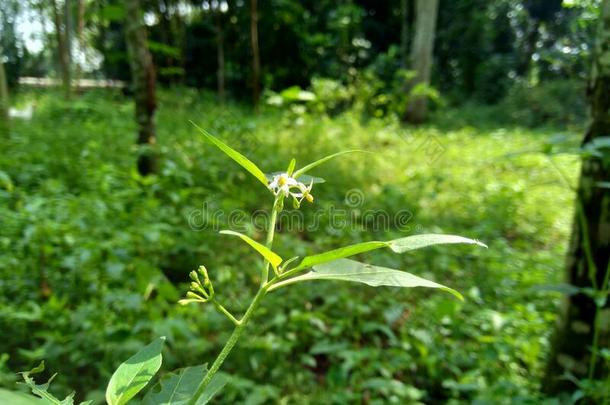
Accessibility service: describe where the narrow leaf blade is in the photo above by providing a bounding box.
[106,337,166,405]
[191,122,268,186]
[142,365,228,405]
[293,150,368,178]
[389,234,487,253]
[220,230,283,270]
[270,259,462,300]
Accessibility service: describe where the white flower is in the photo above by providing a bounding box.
[268,173,314,205]
[292,180,314,204]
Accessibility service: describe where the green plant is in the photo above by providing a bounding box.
[1,121,486,404]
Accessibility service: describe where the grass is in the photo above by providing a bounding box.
[0,87,580,404]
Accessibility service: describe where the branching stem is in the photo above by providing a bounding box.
[189,196,282,404]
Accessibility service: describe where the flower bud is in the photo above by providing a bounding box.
[186,291,204,301]
[198,265,209,280]
[189,271,200,283]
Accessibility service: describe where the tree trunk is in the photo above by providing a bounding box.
[400,0,410,68]
[544,0,610,395]
[216,12,225,103]
[75,0,85,83]
[250,0,260,107]
[51,0,71,98]
[0,50,9,137]
[517,19,540,78]
[403,0,438,123]
[125,0,158,176]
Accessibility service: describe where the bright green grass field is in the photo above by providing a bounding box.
[0,88,580,404]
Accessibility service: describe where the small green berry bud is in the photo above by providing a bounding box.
[198,265,209,279]
[189,271,200,283]
[186,291,202,300]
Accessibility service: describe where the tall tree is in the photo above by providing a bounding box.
[400,0,411,68]
[75,0,85,82]
[216,10,226,103]
[125,0,158,175]
[51,0,71,98]
[403,0,438,123]
[250,0,260,106]
[544,0,610,394]
[0,48,9,137]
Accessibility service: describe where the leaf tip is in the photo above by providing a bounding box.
[446,288,465,301]
[473,239,488,249]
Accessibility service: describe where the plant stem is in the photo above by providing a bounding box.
[211,299,241,326]
[587,260,610,380]
[188,287,267,404]
[189,197,281,404]
[261,197,280,285]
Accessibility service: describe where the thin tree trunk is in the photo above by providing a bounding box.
[543,0,610,395]
[157,0,174,84]
[517,19,540,77]
[125,0,158,176]
[51,0,71,98]
[250,0,260,107]
[0,50,9,136]
[404,0,438,123]
[400,0,410,68]
[75,0,85,84]
[216,13,225,103]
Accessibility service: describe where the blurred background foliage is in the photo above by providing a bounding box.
[0,0,607,404]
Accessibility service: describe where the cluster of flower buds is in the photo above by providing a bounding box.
[178,265,214,305]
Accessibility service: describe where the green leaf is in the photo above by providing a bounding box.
[291,234,485,273]
[293,150,368,178]
[106,337,166,405]
[220,230,283,270]
[388,234,487,253]
[142,365,227,405]
[286,159,296,176]
[296,174,325,184]
[191,122,268,186]
[269,259,463,300]
[0,388,46,405]
[18,362,89,405]
[296,242,388,271]
[265,172,325,184]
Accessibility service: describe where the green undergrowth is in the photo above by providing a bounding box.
[0,88,579,404]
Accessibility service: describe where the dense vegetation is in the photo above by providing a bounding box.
[0,88,581,403]
[1,0,609,404]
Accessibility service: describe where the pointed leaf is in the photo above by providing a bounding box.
[220,230,283,270]
[286,159,296,176]
[389,234,487,253]
[291,234,485,273]
[106,337,166,405]
[293,150,368,178]
[142,365,227,405]
[191,122,268,186]
[269,259,462,300]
